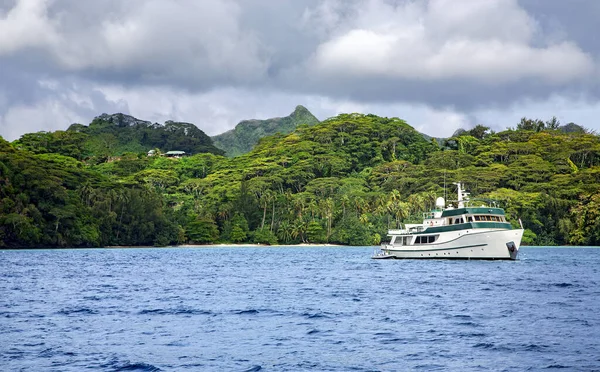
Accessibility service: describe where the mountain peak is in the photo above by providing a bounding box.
[212,106,320,157]
[293,105,308,113]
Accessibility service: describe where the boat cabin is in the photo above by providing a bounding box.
[388,207,511,246]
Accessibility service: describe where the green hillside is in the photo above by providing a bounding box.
[12,113,224,162]
[2,113,600,248]
[211,105,320,157]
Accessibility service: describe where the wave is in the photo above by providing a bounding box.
[138,308,212,316]
[100,358,162,372]
[241,366,262,372]
[57,307,98,316]
[301,312,330,319]
[551,283,575,288]
[234,309,259,315]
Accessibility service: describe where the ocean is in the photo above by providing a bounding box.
[1,247,599,371]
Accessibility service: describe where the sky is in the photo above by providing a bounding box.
[0,0,599,141]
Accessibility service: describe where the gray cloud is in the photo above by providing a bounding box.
[1,0,600,141]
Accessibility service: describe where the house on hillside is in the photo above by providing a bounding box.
[165,150,186,158]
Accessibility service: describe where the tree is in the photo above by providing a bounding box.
[468,125,491,140]
[252,228,278,245]
[186,218,219,244]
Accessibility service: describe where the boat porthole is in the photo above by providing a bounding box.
[456,251,458,254]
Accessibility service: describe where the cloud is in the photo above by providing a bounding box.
[0,0,59,54]
[1,0,270,87]
[0,78,128,140]
[309,0,594,85]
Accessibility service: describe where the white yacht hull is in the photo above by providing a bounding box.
[374,228,524,260]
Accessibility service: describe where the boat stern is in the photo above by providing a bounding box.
[372,244,395,259]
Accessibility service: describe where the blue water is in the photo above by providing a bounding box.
[1,247,599,371]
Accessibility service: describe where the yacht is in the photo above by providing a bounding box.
[373,183,523,260]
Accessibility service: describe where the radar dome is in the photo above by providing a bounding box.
[435,197,445,208]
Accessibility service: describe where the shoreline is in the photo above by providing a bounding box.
[0,243,351,250]
[111,243,349,249]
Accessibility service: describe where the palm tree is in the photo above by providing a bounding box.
[340,194,350,219]
[387,195,407,229]
[277,220,293,243]
[291,219,308,243]
[259,190,272,230]
[115,188,130,242]
[320,198,334,239]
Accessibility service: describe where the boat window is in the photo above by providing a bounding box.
[414,235,437,244]
[467,216,473,222]
[448,219,453,225]
[474,216,480,221]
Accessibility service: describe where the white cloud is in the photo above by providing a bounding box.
[0,0,270,85]
[0,0,59,54]
[310,0,595,84]
[425,0,535,43]
[63,0,268,84]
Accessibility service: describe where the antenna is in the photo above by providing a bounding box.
[443,170,446,205]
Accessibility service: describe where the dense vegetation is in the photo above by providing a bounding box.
[2,113,600,248]
[13,113,224,163]
[211,105,320,157]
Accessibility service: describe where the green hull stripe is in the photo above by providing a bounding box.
[414,222,512,234]
[386,243,487,253]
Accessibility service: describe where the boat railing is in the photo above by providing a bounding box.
[409,226,425,233]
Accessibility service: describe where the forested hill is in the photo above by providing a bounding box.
[211,105,320,157]
[2,113,600,248]
[13,113,224,161]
